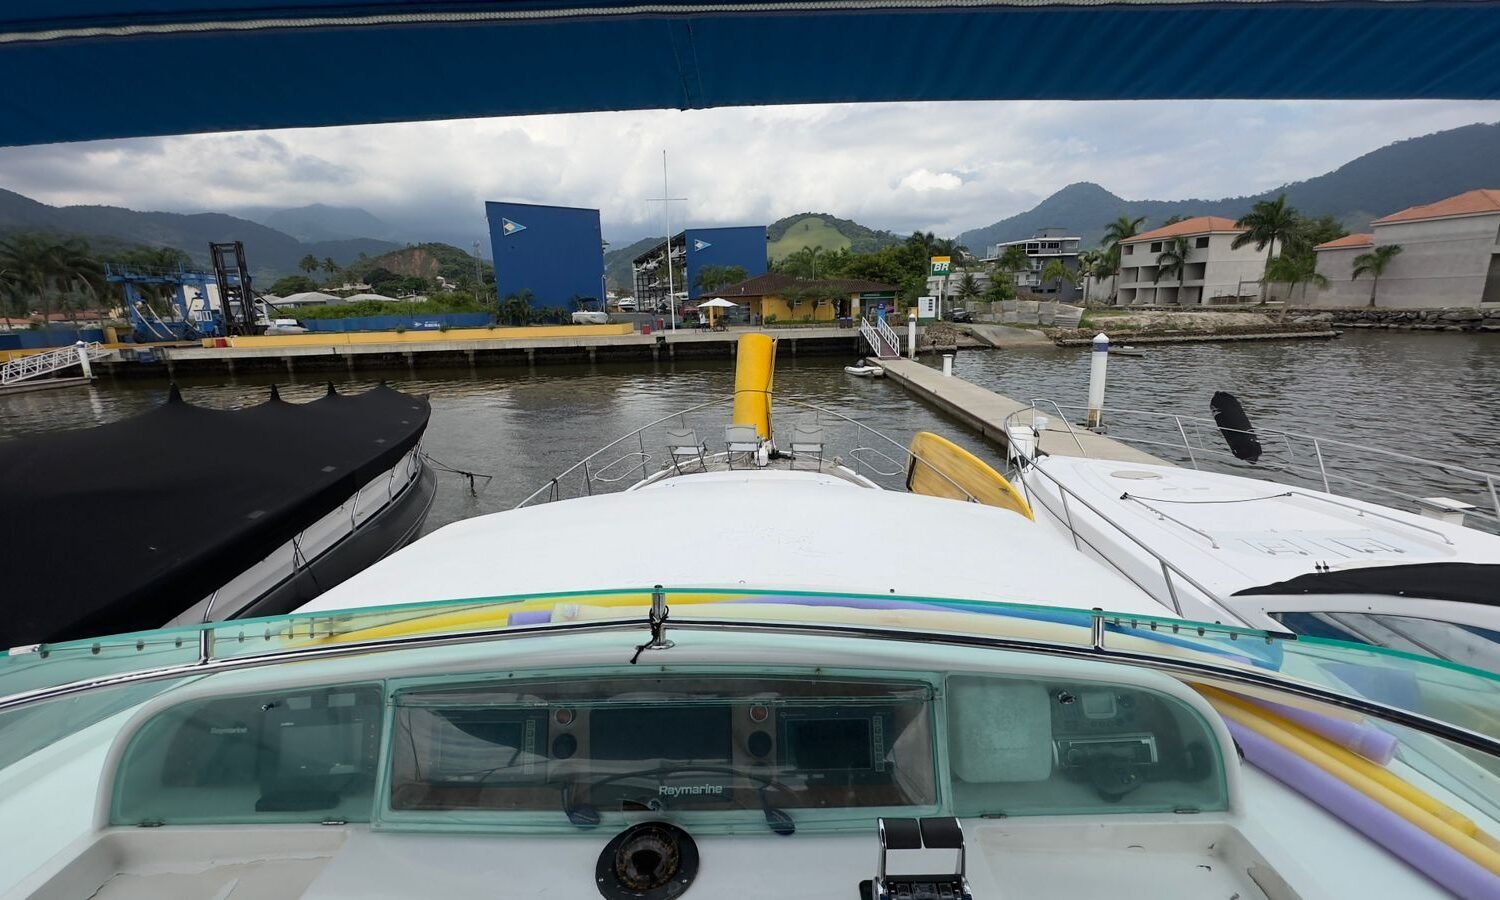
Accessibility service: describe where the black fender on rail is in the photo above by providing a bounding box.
[1211,391,1262,463]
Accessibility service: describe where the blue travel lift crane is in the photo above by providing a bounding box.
[106,241,267,342]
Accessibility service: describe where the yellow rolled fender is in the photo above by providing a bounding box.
[907,431,1033,520]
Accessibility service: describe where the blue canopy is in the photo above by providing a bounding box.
[2,1,1499,146]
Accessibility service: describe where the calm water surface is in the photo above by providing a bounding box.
[0,358,1002,534]
[3,331,1497,532]
[936,330,1500,514]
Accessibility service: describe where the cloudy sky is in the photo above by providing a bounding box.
[1,99,1496,246]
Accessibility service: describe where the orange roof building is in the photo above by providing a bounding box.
[1372,190,1500,226]
[1311,189,1500,308]
[1113,216,1279,306]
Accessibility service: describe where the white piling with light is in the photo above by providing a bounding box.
[908,319,917,360]
[1087,332,1108,427]
[942,353,954,377]
[74,341,93,380]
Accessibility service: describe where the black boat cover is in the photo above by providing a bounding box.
[0,384,430,648]
[1233,563,1500,608]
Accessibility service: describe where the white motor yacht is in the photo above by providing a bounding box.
[1004,400,1500,674]
[4,337,1500,900]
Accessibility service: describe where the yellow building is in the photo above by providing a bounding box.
[711,273,898,325]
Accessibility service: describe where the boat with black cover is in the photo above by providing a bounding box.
[0,382,435,648]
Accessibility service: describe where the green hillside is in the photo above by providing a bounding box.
[766,213,900,261]
[345,242,492,285]
[604,236,664,293]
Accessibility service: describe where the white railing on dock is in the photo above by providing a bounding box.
[1004,400,1500,531]
[1,342,108,386]
[859,318,899,359]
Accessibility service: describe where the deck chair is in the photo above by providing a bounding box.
[665,428,707,474]
[788,423,825,471]
[724,424,761,470]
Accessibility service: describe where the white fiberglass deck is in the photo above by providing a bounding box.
[302,469,1163,615]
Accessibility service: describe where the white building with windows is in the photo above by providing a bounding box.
[1312,189,1500,308]
[1116,217,1275,306]
[986,228,1083,301]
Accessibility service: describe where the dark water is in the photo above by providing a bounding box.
[3,331,1497,532]
[0,359,1003,534]
[933,330,1500,517]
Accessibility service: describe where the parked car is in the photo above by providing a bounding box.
[948,308,973,323]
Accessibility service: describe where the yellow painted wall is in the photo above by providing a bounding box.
[214,324,634,349]
[750,293,850,323]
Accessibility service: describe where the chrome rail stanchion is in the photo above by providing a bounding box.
[1090,608,1105,651]
[1174,415,1198,469]
[1313,439,1332,494]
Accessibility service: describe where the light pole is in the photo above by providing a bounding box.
[646,149,686,331]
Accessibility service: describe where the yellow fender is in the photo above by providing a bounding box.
[907,431,1033,520]
[731,333,776,439]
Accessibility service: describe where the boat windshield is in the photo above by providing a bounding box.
[4,587,1500,757]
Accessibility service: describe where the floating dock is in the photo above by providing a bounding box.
[95,325,871,377]
[876,357,1167,465]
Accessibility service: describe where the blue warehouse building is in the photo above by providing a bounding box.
[485,201,605,309]
[632,225,768,311]
[684,226,769,300]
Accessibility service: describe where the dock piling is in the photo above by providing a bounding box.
[1087,333,1109,428]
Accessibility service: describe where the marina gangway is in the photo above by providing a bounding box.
[860,317,901,359]
[1,342,110,387]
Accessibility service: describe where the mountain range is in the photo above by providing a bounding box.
[0,191,401,279]
[957,122,1500,252]
[2,121,1495,285]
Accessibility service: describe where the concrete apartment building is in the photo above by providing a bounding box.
[1312,189,1500,308]
[986,228,1084,302]
[1116,217,1276,305]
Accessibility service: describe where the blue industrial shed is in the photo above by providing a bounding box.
[684,226,768,299]
[485,202,605,309]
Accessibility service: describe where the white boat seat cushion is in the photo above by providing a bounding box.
[949,678,1053,783]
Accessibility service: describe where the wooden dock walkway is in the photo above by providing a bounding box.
[876,357,1168,465]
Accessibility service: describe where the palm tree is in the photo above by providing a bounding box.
[1266,253,1329,319]
[0,235,102,325]
[783,245,826,279]
[1351,245,1403,308]
[299,254,319,275]
[1233,194,1301,303]
[955,272,980,303]
[1155,236,1193,305]
[932,238,968,262]
[1101,215,1147,301]
[1041,259,1075,296]
[321,257,340,279]
[905,231,938,261]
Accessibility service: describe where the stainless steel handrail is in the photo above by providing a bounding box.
[1005,400,1500,525]
[516,394,988,507]
[5,612,1500,759]
[1013,458,1235,620]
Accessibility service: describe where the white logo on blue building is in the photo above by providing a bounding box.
[502,218,527,236]
[693,239,712,251]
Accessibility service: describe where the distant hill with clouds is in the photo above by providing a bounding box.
[958,122,1500,252]
[0,189,399,279]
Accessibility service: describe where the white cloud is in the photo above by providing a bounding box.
[897,169,964,192]
[0,99,1494,245]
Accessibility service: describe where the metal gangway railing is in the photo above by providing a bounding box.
[515,395,985,508]
[0,341,109,387]
[1003,400,1500,531]
[860,317,899,359]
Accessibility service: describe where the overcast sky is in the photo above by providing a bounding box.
[1,99,1496,246]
